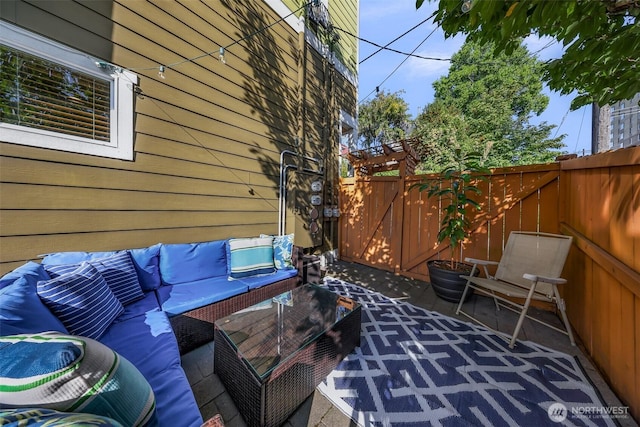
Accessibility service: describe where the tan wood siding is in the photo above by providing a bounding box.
[329,0,357,73]
[0,0,358,271]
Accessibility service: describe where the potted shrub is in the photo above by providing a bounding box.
[414,148,489,302]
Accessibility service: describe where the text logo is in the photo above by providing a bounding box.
[548,403,568,423]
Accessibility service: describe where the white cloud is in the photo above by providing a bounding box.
[405,36,464,78]
[359,0,437,21]
[406,54,451,77]
[359,2,409,21]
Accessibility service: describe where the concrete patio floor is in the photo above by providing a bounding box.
[181,260,637,427]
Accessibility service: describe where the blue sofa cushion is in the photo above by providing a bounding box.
[157,277,248,316]
[99,309,202,427]
[238,268,298,290]
[129,244,162,291]
[45,252,145,306]
[0,332,156,427]
[0,261,49,290]
[0,262,68,335]
[41,244,162,292]
[0,408,124,426]
[37,263,124,340]
[227,237,276,279]
[159,240,227,284]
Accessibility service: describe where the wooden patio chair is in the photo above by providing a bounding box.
[455,231,575,348]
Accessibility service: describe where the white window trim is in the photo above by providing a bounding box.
[0,21,137,160]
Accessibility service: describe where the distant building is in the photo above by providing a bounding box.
[610,93,640,149]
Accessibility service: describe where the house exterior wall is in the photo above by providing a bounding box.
[0,0,358,274]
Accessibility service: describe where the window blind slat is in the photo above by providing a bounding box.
[1,44,111,142]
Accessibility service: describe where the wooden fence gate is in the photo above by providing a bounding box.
[339,163,561,282]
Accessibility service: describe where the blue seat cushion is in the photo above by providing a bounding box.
[45,251,145,306]
[41,244,162,292]
[113,291,161,323]
[156,277,248,316]
[99,309,202,427]
[238,268,298,290]
[0,262,68,335]
[159,240,227,284]
[36,263,124,340]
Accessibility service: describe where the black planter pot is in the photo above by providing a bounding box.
[427,260,477,303]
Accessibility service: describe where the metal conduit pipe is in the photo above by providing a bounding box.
[280,166,326,237]
[279,150,324,236]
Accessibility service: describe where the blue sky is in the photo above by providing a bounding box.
[357,1,593,156]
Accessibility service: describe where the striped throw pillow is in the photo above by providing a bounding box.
[228,237,276,279]
[0,332,156,427]
[45,251,144,306]
[37,262,124,340]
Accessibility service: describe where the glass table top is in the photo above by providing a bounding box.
[215,284,360,380]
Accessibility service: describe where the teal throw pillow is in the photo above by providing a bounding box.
[227,236,275,279]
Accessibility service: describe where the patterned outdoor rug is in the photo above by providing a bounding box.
[318,277,617,427]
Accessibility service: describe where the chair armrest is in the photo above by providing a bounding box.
[523,273,567,285]
[464,257,499,266]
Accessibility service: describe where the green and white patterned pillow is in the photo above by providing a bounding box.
[0,408,123,426]
[0,332,156,427]
[260,233,295,270]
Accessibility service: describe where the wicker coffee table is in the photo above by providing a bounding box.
[214,284,361,427]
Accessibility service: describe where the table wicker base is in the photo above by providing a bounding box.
[214,304,361,427]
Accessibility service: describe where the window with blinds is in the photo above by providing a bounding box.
[0,21,137,161]
[1,45,111,142]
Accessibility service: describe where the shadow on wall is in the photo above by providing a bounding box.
[220,1,300,180]
[221,1,331,247]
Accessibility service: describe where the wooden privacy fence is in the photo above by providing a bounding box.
[339,146,640,421]
[339,163,562,280]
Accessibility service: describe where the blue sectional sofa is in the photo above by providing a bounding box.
[0,237,301,426]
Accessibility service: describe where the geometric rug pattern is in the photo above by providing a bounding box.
[318,278,616,427]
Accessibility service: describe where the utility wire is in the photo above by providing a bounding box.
[335,26,450,63]
[357,24,442,104]
[554,108,570,138]
[359,12,436,64]
[531,39,556,56]
[141,91,279,211]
